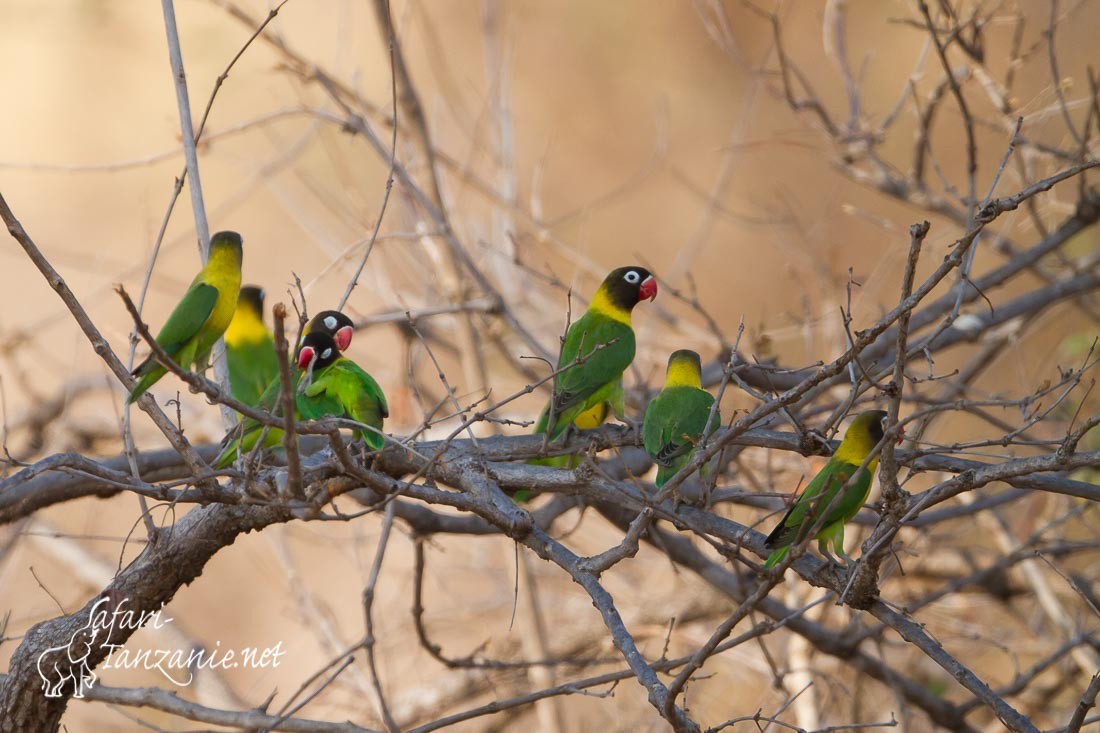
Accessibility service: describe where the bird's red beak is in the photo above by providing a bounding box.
[895,424,906,445]
[297,346,316,370]
[335,325,354,352]
[639,276,658,302]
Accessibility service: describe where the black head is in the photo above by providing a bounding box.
[210,230,243,253]
[306,310,355,351]
[238,286,265,317]
[599,266,657,311]
[297,331,341,372]
[667,349,702,371]
[862,409,888,446]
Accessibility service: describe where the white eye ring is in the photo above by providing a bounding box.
[624,271,641,284]
[324,316,338,330]
[322,348,333,359]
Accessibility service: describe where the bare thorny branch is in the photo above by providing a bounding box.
[2,2,1100,733]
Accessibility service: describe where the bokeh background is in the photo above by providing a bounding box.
[1,0,1098,730]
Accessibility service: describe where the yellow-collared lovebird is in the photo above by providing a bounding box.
[225,286,278,407]
[214,312,359,467]
[128,231,243,403]
[643,350,720,488]
[251,309,356,410]
[763,410,902,569]
[296,331,389,451]
[306,311,354,353]
[533,266,657,457]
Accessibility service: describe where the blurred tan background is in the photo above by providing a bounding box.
[1,0,1098,730]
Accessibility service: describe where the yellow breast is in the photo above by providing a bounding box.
[588,288,632,325]
[225,308,268,347]
[200,246,243,339]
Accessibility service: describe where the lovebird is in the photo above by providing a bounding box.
[225,286,278,407]
[532,266,657,464]
[295,331,389,451]
[214,312,360,467]
[643,350,721,488]
[128,231,243,403]
[306,310,355,353]
[763,409,901,569]
[230,307,355,412]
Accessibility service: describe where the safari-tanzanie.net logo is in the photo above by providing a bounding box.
[37,595,285,698]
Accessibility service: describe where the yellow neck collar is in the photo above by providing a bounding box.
[834,429,880,469]
[225,308,268,347]
[664,360,702,388]
[588,288,631,325]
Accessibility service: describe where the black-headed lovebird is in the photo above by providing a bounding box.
[229,307,355,413]
[128,231,243,403]
[643,350,720,488]
[295,331,388,451]
[225,286,279,407]
[763,409,902,569]
[214,309,358,467]
[305,310,354,352]
[532,266,657,464]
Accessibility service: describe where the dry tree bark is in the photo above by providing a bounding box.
[2,1,1100,732]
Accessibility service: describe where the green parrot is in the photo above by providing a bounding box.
[763,409,901,569]
[643,350,720,488]
[530,266,657,468]
[225,286,279,407]
[295,331,389,451]
[128,231,243,403]
[214,311,359,467]
[241,309,356,414]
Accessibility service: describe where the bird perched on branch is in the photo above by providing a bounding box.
[531,266,657,468]
[643,350,720,488]
[128,231,243,403]
[306,310,355,353]
[226,293,357,407]
[763,409,902,569]
[214,311,359,467]
[225,286,278,407]
[295,331,389,451]
[232,308,355,410]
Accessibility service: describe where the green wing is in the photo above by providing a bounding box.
[213,371,297,468]
[764,457,871,553]
[348,364,389,449]
[554,313,635,411]
[644,387,717,464]
[128,282,220,402]
[151,282,220,361]
[212,419,284,469]
[253,371,291,412]
[297,368,346,422]
[538,312,635,440]
[301,359,389,450]
[643,386,718,487]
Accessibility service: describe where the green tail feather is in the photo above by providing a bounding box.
[655,464,675,488]
[655,455,708,489]
[127,363,167,404]
[359,426,386,452]
[213,424,284,469]
[533,402,573,444]
[763,545,789,569]
[528,453,582,469]
[528,403,569,469]
[213,441,239,469]
[520,403,581,501]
